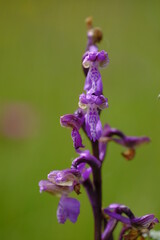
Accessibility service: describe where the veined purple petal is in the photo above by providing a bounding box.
[71,128,84,149]
[57,197,80,224]
[60,114,83,129]
[38,180,72,196]
[48,169,81,187]
[60,113,85,150]
[85,104,102,142]
[131,214,159,229]
[84,65,103,95]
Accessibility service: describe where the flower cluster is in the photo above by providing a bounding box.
[103,204,158,240]
[39,17,159,239]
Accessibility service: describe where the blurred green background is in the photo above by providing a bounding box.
[0,0,160,239]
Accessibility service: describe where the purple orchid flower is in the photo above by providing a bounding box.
[39,168,82,224]
[79,93,108,142]
[103,204,158,240]
[57,196,80,224]
[60,111,85,149]
[39,168,81,195]
[99,124,150,161]
[82,50,109,95]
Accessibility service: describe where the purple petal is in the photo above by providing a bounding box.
[60,114,83,129]
[100,124,125,139]
[107,204,135,219]
[79,93,88,105]
[97,50,109,68]
[47,169,81,187]
[79,93,108,107]
[99,141,107,161]
[85,105,102,142]
[104,208,130,225]
[99,124,122,161]
[60,113,84,149]
[57,197,80,224]
[85,65,103,95]
[38,180,72,196]
[71,128,84,149]
[95,95,108,108]
[99,124,150,160]
[102,218,118,240]
[115,136,150,148]
[87,51,97,61]
[77,163,92,181]
[131,214,159,229]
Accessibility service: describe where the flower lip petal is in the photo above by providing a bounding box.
[71,128,85,149]
[57,197,80,224]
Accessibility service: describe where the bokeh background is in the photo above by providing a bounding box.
[0,0,160,239]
